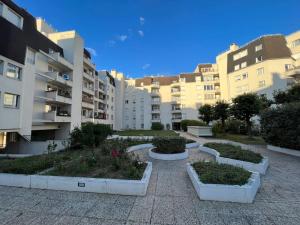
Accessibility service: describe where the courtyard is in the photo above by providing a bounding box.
[0,134,299,225]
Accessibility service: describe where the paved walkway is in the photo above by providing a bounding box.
[0,137,300,224]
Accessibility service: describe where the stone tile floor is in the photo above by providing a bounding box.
[0,136,300,225]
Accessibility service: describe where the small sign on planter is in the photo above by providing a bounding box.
[78,182,85,187]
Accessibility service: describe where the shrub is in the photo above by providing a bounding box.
[152,137,186,154]
[273,85,300,104]
[204,143,263,163]
[260,103,300,150]
[225,119,244,134]
[181,120,206,132]
[199,104,213,125]
[212,122,224,136]
[192,162,251,185]
[151,122,164,130]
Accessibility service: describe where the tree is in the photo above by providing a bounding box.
[213,101,229,128]
[230,93,262,136]
[199,104,213,125]
[258,94,273,110]
[273,85,300,104]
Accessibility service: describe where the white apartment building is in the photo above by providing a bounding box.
[0,0,115,153]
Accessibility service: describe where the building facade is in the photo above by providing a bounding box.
[1,0,300,153]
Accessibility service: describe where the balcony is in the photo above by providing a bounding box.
[171,81,180,87]
[172,107,181,113]
[172,116,182,122]
[171,90,181,96]
[83,72,95,82]
[82,86,94,96]
[37,71,73,87]
[82,116,94,123]
[45,90,72,105]
[151,107,160,113]
[82,96,94,109]
[150,83,160,88]
[151,117,161,122]
[83,56,96,69]
[45,110,71,123]
[150,91,160,96]
[40,50,74,71]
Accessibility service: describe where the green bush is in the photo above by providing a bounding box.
[192,162,251,185]
[181,120,206,132]
[225,119,244,134]
[260,103,300,150]
[212,122,224,136]
[273,85,300,104]
[152,137,186,154]
[151,122,164,130]
[204,143,263,163]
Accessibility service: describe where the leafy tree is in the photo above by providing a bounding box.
[273,85,300,104]
[199,104,213,125]
[213,101,229,128]
[230,93,262,136]
[258,94,273,110]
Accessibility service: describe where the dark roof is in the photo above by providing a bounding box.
[179,73,202,83]
[84,48,91,59]
[135,76,179,87]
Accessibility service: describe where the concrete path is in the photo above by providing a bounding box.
[0,142,300,224]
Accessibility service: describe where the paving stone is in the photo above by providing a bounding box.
[81,217,126,225]
[0,209,23,225]
[63,200,96,217]
[221,214,250,225]
[269,216,300,225]
[54,215,82,225]
[5,211,41,225]
[196,212,225,225]
[151,196,175,225]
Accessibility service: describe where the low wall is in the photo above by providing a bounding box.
[148,148,188,160]
[0,162,152,196]
[187,163,260,203]
[187,126,213,137]
[267,145,300,157]
[3,139,66,155]
[198,145,269,174]
[108,135,154,140]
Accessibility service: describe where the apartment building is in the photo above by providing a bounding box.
[121,33,300,130]
[0,0,115,153]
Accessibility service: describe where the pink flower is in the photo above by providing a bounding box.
[111,149,120,158]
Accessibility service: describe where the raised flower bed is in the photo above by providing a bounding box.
[187,162,260,203]
[149,137,188,160]
[200,143,269,174]
[0,140,152,196]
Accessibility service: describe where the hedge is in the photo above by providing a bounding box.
[181,120,206,131]
[151,122,164,130]
[260,103,300,150]
[152,137,186,154]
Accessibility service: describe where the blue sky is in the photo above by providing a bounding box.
[15,0,300,78]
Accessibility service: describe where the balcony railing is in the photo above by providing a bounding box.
[45,110,71,123]
[82,96,94,104]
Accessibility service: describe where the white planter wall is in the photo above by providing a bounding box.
[148,148,188,160]
[187,126,213,137]
[267,145,300,157]
[198,145,269,175]
[0,162,152,196]
[187,163,260,203]
[185,142,199,149]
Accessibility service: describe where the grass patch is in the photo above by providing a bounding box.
[115,130,179,137]
[204,143,263,163]
[192,161,251,185]
[214,133,266,145]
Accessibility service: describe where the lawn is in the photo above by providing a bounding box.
[192,161,251,185]
[204,142,263,163]
[0,140,148,179]
[214,133,266,145]
[115,130,179,137]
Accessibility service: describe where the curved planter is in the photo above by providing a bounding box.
[185,142,199,149]
[127,144,154,153]
[198,145,269,175]
[0,162,152,196]
[187,163,260,203]
[267,145,300,157]
[148,148,188,160]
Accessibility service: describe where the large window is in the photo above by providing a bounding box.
[255,44,263,52]
[4,93,19,108]
[259,80,266,88]
[257,67,264,76]
[26,48,35,65]
[0,60,3,75]
[292,39,300,48]
[204,85,214,91]
[233,49,248,61]
[6,63,22,80]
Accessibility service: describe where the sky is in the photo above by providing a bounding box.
[15,0,300,78]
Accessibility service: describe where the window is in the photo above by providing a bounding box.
[125,100,129,104]
[6,8,23,29]
[256,56,263,63]
[241,62,247,68]
[285,64,292,71]
[257,67,264,75]
[26,48,35,65]
[236,84,249,94]
[204,94,215,100]
[242,73,248,79]
[233,49,248,61]
[196,85,201,90]
[4,93,19,108]
[292,39,300,48]
[259,80,265,88]
[234,64,240,71]
[255,44,263,52]
[180,78,185,82]
[0,60,3,75]
[204,85,214,91]
[6,63,22,80]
